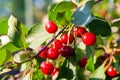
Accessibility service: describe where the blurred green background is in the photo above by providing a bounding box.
[0,0,120,27]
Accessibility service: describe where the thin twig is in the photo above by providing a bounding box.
[0,26,66,75]
[94,0,103,4]
[111,18,120,23]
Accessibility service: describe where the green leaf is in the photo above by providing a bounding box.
[57,59,74,80]
[0,35,10,48]
[72,1,95,26]
[0,49,12,66]
[26,23,52,49]
[1,42,21,53]
[56,12,71,28]
[90,64,106,80]
[8,15,28,48]
[86,46,93,58]
[0,39,2,46]
[65,11,73,21]
[48,3,58,21]
[85,55,94,72]
[32,60,44,80]
[0,49,7,66]
[96,36,104,45]
[54,1,77,13]
[87,18,111,37]
[0,19,8,35]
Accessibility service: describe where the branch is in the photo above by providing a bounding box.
[94,0,103,4]
[111,18,120,23]
[0,26,66,75]
[35,25,66,57]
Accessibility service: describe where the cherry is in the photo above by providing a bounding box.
[40,61,54,75]
[72,27,86,37]
[60,46,74,57]
[106,66,117,77]
[51,67,59,76]
[78,57,88,68]
[47,48,59,60]
[100,53,109,60]
[51,39,63,50]
[82,32,96,46]
[38,45,49,59]
[61,33,74,44]
[45,21,58,33]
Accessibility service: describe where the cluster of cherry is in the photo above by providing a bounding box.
[38,21,118,78]
[39,21,97,76]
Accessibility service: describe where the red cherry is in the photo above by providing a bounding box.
[40,61,54,75]
[51,39,63,50]
[72,27,86,37]
[106,66,117,77]
[60,46,74,57]
[47,48,59,60]
[82,32,96,46]
[78,57,88,68]
[61,33,74,44]
[38,46,49,59]
[51,67,59,76]
[45,21,58,33]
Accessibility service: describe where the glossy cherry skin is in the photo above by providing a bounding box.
[40,61,54,75]
[60,46,74,57]
[72,27,86,37]
[82,32,96,46]
[45,21,58,33]
[61,33,74,44]
[51,39,63,50]
[47,48,59,60]
[78,57,88,68]
[51,67,59,76]
[106,66,117,77]
[38,46,49,59]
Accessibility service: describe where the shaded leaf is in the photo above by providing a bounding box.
[57,59,74,80]
[86,46,93,58]
[72,1,95,26]
[54,1,77,13]
[87,18,111,37]
[26,23,52,49]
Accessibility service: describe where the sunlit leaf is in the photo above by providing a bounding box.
[0,19,8,35]
[8,15,28,48]
[26,23,52,49]
[0,49,12,66]
[90,64,106,80]
[54,1,77,13]
[85,55,94,72]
